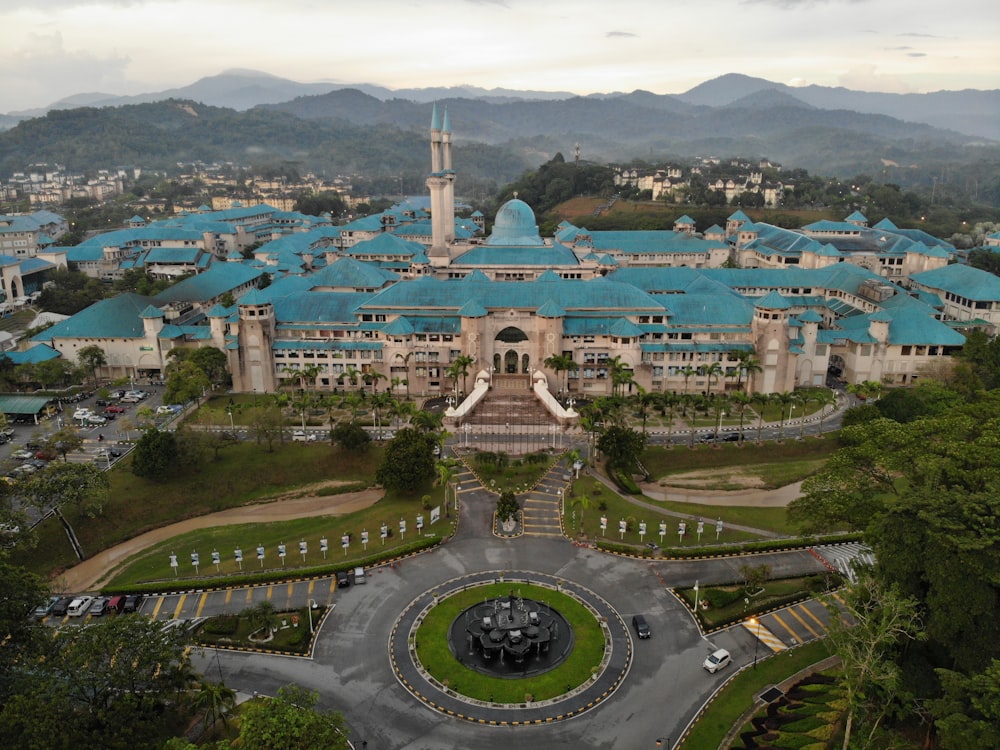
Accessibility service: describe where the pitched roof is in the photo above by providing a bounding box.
[32,293,157,341]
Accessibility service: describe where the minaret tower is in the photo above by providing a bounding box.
[427,104,451,260]
[441,107,455,243]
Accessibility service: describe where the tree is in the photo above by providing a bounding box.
[187,347,230,389]
[331,421,370,451]
[2,616,195,750]
[394,352,413,400]
[824,575,924,750]
[77,344,107,386]
[751,392,771,444]
[247,405,284,452]
[496,490,519,523]
[773,390,795,440]
[698,361,723,397]
[191,680,237,731]
[20,462,109,518]
[236,684,349,750]
[45,425,83,462]
[448,354,475,395]
[543,353,577,396]
[930,660,1000,750]
[164,359,210,404]
[375,427,435,494]
[596,425,647,472]
[0,562,47,701]
[131,428,179,481]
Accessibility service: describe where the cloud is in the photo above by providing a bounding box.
[837,64,916,94]
[0,31,135,111]
[906,52,927,58]
[897,32,943,38]
[464,0,511,6]
[606,31,636,38]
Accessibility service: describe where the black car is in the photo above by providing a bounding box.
[336,570,351,588]
[122,594,144,613]
[50,596,73,617]
[632,614,651,639]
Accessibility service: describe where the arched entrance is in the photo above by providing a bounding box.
[521,353,530,374]
[504,350,519,374]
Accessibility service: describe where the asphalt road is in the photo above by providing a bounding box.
[188,479,830,750]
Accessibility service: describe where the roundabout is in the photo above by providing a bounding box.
[389,570,632,724]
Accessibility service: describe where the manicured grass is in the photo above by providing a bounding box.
[10,441,387,578]
[641,437,837,481]
[675,576,835,629]
[650,458,827,491]
[413,582,606,703]
[468,451,556,492]
[678,640,834,750]
[194,604,327,653]
[564,476,798,544]
[105,495,450,587]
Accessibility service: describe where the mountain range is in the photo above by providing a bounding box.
[4,69,998,141]
[0,70,997,199]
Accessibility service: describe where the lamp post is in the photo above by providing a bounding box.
[655,738,671,748]
[455,483,460,512]
[308,599,317,633]
[749,616,761,669]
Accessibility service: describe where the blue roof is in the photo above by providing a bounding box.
[910,264,1000,301]
[454,243,580,267]
[486,199,544,246]
[4,344,60,364]
[33,293,157,341]
[153,264,264,304]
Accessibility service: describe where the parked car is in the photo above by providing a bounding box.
[35,449,57,461]
[88,596,110,616]
[632,614,651,639]
[122,594,144,613]
[703,648,732,673]
[155,405,180,415]
[32,595,61,620]
[104,405,126,414]
[124,390,148,401]
[291,430,316,442]
[106,595,127,614]
[67,596,94,617]
[336,570,351,588]
[11,449,33,460]
[73,408,93,421]
[50,596,73,617]
[85,415,107,426]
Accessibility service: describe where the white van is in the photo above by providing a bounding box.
[353,567,366,585]
[67,596,94,617]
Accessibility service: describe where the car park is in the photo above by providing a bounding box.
[632,614,651,639]
[67,596,94,617]
[50,596,73,617]
[32,595,61,620]
[703,648,732,673]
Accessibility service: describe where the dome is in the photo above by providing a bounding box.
[486,198,544,246]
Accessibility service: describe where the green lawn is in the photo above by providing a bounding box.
[563,476,791,544]
[10,440,388,578]
[641,437,837,481]
[413,582,606,703]
[678,640,834,750]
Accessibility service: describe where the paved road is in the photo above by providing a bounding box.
[186,474,832,750]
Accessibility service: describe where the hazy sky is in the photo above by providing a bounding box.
[3,0,998,112]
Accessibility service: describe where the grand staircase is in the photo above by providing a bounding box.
[461,375,559,432]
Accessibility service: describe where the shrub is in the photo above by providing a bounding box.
[201,615,239,635]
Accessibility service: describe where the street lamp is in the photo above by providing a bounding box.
[655,738,671,748]
[749,616,761,669]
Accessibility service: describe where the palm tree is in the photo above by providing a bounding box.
[793,390,810,439]
[774,391,795,441]
[571,492,591,536]
[364,369,387,394]
[699,362,723,397]
[708,393,729,442]
[370,390,393,439]
[436,459,457,518]
[243,600,277,637]
[736,352,763,393]
[339,365,361,389]
[411,409,444,433]
[607,356,634,397]
[291,390,314,430]
[633,387,658,435]
[660,391,680,445]
[193,680,237,730]
[544,353,577,397]
[339,391,366,423]
[680,365,697,395]
[812,388,838,435]
[451,354,475,395]
[394,352,413,400]
[751,392,772,445]
[729,390,753,441]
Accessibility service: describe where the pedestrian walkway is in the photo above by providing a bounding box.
[519,462,569,537]
[811,542,874,583]
[741,619,787,653]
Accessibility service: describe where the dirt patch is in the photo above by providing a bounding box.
[657,469,766,490]
[55,486,383,593]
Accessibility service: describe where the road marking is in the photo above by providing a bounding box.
[769,612,803,644]
[150,596,165,619]
[787,606,822,639]
[172,594,187,620]
[224,589,232,606]
[801,604,828,632]
[266,585,274,601]
[741,620,787,652]
[194,592,208,618]
[245,587,253,603]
